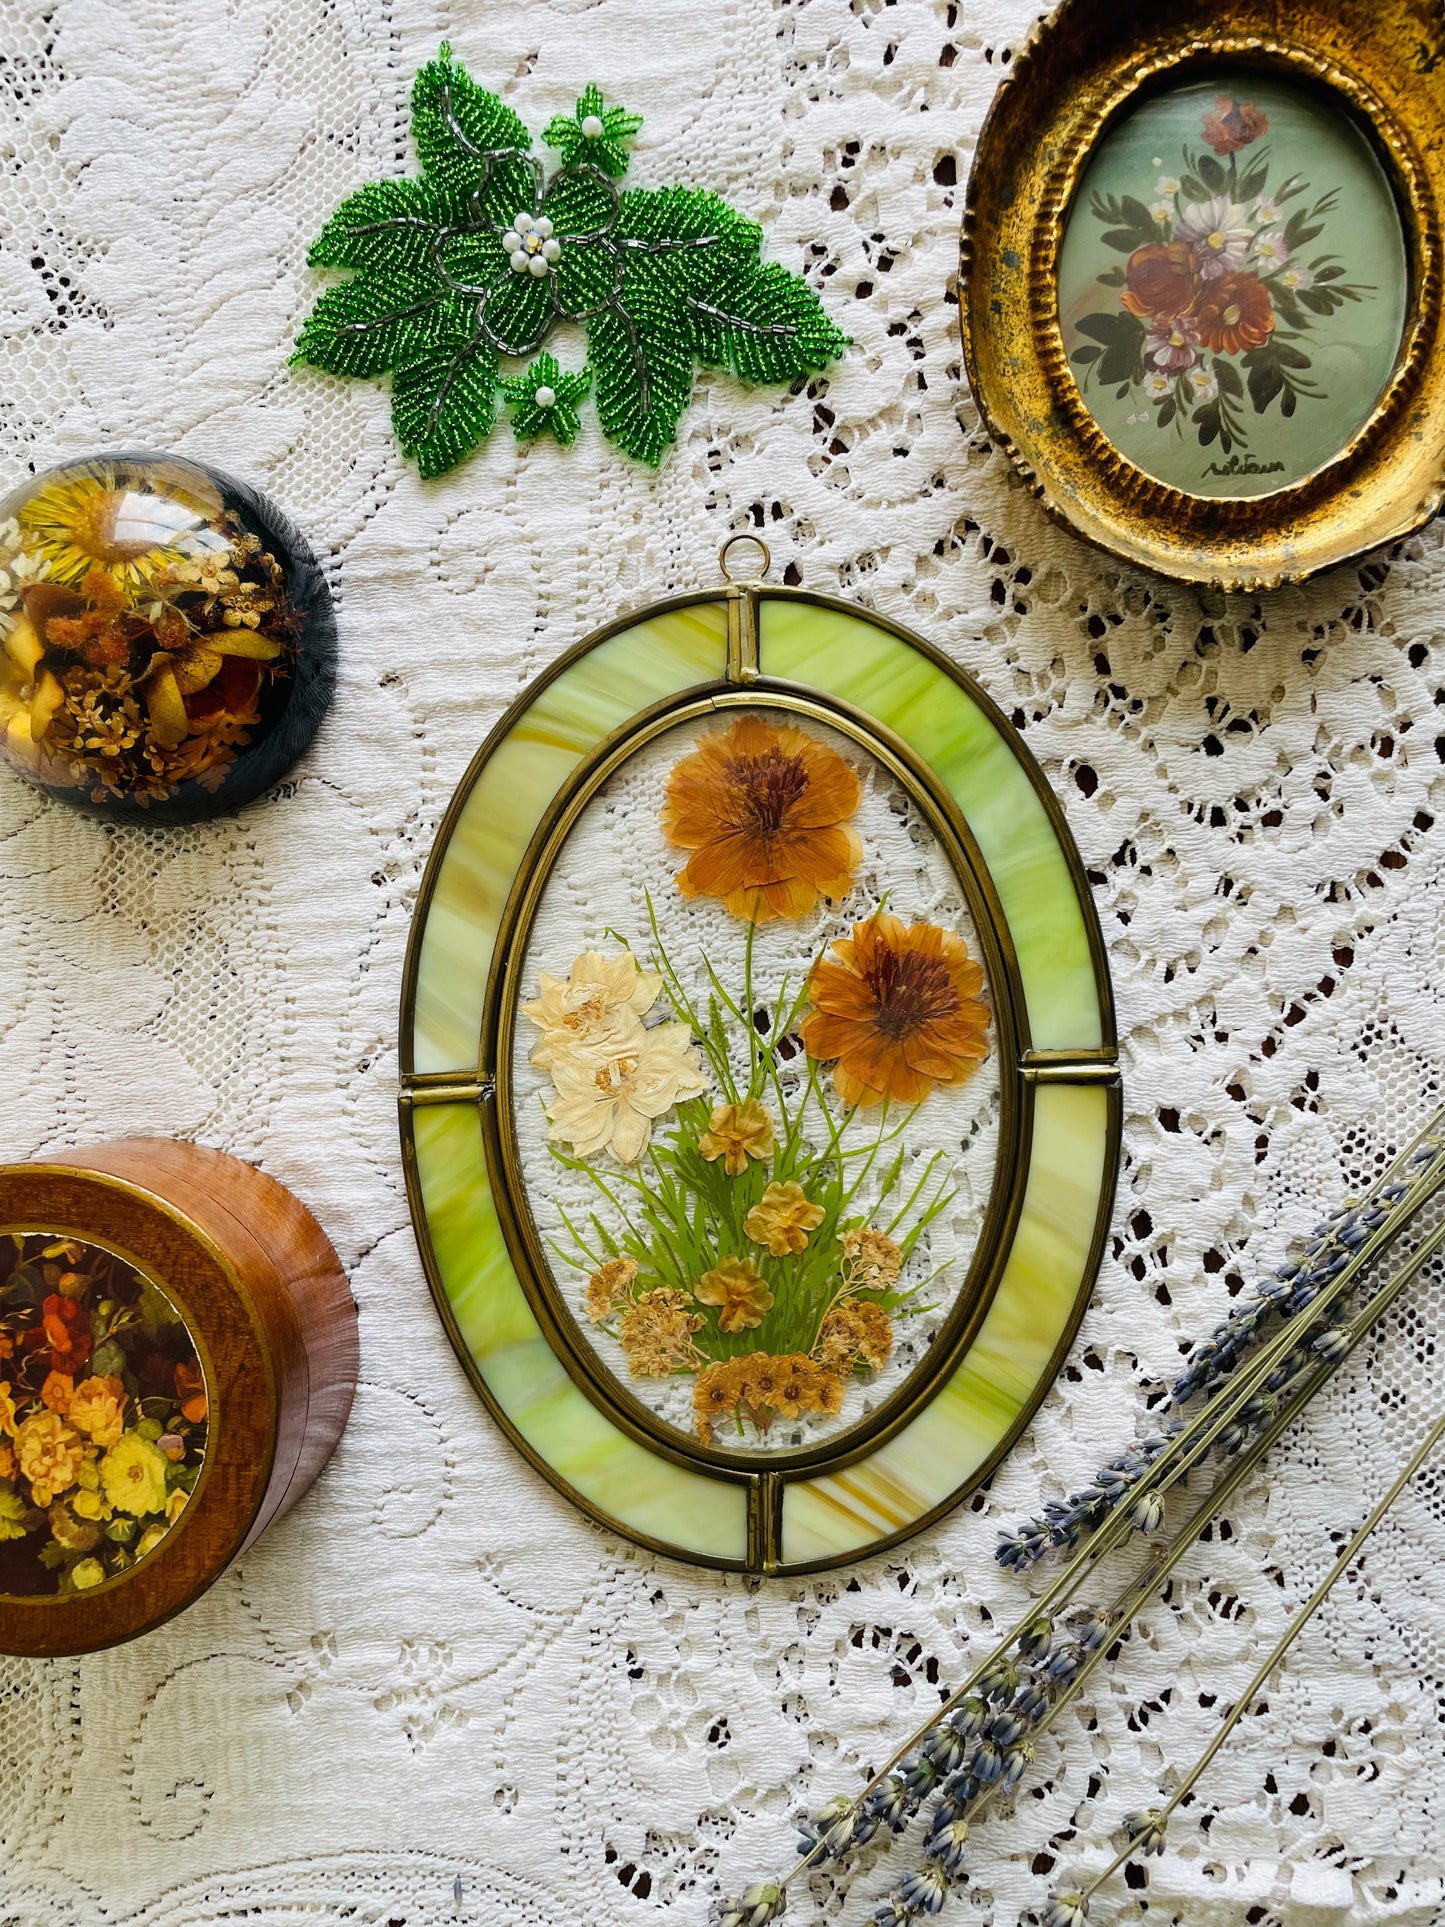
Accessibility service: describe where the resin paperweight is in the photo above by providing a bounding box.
[0,452,335,822]
[0,1140,358,1655]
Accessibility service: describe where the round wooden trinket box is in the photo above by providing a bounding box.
[0,1140,357,1655]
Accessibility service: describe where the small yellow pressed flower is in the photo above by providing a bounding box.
[698,1099,776,1177]
[584,1256,638,1322]
[100,1432,170,1518]
[16,1410,86,1505]
[696,1254,775,1333]
[840,1225,904,1290]
[815,1298,894,1374]
[70,1557,105,1590]
[745,1181,826,1257]
[616,1288,705,1376]
[68,1374,126,1449]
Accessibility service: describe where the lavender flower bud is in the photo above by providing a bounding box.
[999,1738,1035,1791]
[796,1794,855,1860]
[1131,1491,1164,1533]
[897,1864,949,1916]
[1015,1679,1050,1723]
[1075,1611,1110,1654]
[863,1773,910,1832]
[924,1814,971,1876]
[989,1710,1025,1747]
[948,1696,987,1740]
[1019,1616,1053,1660]
[1125,1807,1168,1856]
[969,1738,1002,1785]
[979,1660,1019,1703]
[1047,1641,1083,1684]
[901,1753,939,1801]
[1042,1895,1090,1927]
[716,1883,786,1927]
[1312,1326,1351,1363]
[922,1723,968,1775]
[867,1901,907,1927]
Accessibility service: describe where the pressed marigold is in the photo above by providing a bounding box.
[617,1287,704,1375]
[698,1098,776,1176]
[745,1181,826,1257]
[692,1351,844,1444]
[661,713,863,924]
[695,1254,774,1333]
[584,1256,639,1322]
[803,911,991,1107]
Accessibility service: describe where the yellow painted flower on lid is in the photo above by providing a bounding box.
[100,1432,170,1518]
[68,1374,127,1450]
[745,1181,826,1257]
[16,1409,87,1505]
[0,1484,26,1542]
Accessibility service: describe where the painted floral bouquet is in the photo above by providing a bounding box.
[1069,91,1376,462]
[522,712,993,1448]
[0,1233,207,1595]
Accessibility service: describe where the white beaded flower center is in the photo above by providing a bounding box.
[502,211,562,278]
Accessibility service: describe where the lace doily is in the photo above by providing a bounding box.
[1,0,1442,1923]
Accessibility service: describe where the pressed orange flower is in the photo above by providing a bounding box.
[698,1098,776,1177]
[661,714,863,924]
[803,911,991,1107]
[745,1181,826,1257]
[695,1254,774,1333]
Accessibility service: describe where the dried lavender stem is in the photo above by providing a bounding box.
[776,1133,1445,1888]
[1076,1386,1445,1915]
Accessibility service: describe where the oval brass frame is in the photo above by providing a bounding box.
[485,684,1030,1477]
[961,0,1445,588]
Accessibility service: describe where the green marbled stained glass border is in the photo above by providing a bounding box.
[409,602,730,1075]
[400,588,1118,1573]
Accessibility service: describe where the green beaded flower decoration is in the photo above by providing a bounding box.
[294,48,849,477]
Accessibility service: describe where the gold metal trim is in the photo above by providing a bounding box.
[961,0,1445,588]
[482,682,1031,1482]
[396,582,1121,1574]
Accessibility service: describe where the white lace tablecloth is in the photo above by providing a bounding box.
[2,0,1443,1922]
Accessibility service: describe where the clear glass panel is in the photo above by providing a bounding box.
[0,1231,208,1597]
[1058,69,1409,497]
[508,702,1004,1457]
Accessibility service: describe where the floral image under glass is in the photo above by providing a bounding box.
[0,452,335,821]
[509,707,1001,1454]
[1057,70,1408,498]
[0,1232,208,1597]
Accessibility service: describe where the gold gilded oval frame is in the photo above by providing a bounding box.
[487,685,1029,1477]
[398,582,1121,1574]
[961,0,1445,589]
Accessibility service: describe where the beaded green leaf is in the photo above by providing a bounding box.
[293,45,849,477]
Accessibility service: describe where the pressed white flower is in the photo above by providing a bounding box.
[545,1021,705,1162]
[523,949,664,1068]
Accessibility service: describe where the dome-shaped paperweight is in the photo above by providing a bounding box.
[0,452,335,822]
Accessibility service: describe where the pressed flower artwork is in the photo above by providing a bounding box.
[0,1233,208,1597]
[1057,71,1408,497]
[0,454,335,821]
[510,706,1000,1453]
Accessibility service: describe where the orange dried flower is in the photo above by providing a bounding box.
[696,1255,775,1333]
[698,1099,776,1177]
[661,714,862,924]
[804,911,991,1107]
[744,1181,826,1257]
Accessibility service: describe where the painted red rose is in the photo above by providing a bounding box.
[1192,271,1275,354]
[1120,241,1200,321]
[1202,97,1269,156]
[40,1293,92,1376]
